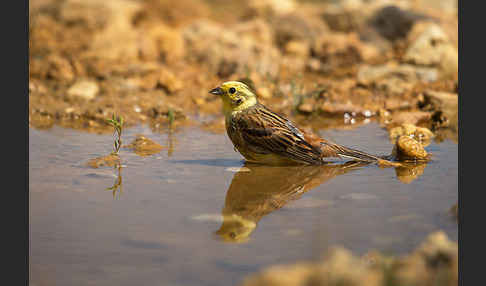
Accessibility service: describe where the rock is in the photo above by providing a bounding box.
[182,19,280,78]
[60,0,110,28]
[45,54,76,82]
[248,0,296,17]
[158,69,183,94]
[357,63,438,96]
[421,90,458,114]
[395,231,458,285]
[387,111,431,126]
[140,0,211,27]
[83,0,143,62]
[241,231,457,286]
[125,135,163,156]
[404,23,458,79]
[66,80,99,101]
[421,90,458,129]
[413,0,458,15]
[367,5,430,41]
[284,41,310,58]
[87,154,120,168]
[358,63,438,85]
[395,135,429,161]
[139,24,186,64]
[388,123,434,146]
[320,1,368,33]
[297,102,315,114]
[312,32,377,73]
[272,11,328,49]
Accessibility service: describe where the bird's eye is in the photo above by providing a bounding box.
[229,87,236,94]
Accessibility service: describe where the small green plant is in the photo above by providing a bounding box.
[106,114,124,155]
[167,108,175,130]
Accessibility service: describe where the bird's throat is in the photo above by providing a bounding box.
[222,96,257,117]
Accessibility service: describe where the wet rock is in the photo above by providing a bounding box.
[368,5,430,41]
[395,162,428,184]
[421,90,458,114]
[387,111,431,127]
[404,23,458,79]
[394,135,429,161]
[421,90,458,129]
[182,19,280,78]
[125,134,164,156]
[66,80,99,101]
[389,123,434,146]
[240,231,457,286]
[29,113,55,130]
[87,154,120,168]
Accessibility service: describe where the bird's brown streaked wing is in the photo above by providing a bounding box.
[233,105,324,164]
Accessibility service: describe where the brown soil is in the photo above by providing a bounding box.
[29,0,457,142]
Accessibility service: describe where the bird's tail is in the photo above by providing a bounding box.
[323,143,387,163]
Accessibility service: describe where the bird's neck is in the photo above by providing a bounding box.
[223,96,257,118]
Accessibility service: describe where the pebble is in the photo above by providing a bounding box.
[67,81,99,101]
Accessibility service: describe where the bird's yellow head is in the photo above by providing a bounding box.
[209,81,258,116]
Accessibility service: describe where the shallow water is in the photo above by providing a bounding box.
[29,122,457,286]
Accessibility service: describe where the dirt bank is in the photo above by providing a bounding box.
[29,0,457,143]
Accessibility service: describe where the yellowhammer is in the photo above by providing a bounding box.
[209,81,390,166]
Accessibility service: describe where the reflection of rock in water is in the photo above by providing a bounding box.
[395,162,428,184]
[215,161,369,243]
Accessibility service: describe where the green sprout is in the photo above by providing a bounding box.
[106,114,124,155]
[167,108,175,130]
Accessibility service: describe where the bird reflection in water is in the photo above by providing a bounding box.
[215,160,428,243]
[215,161,368,243]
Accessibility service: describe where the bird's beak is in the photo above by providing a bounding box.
[209,87,224,96]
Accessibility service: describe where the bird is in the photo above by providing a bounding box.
[209,81,391,166]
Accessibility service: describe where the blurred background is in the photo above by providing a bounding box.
[29,0,457,140]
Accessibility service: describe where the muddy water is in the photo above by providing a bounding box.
[29,122,457,286]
